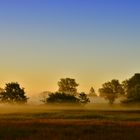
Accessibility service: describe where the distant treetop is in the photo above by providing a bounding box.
[58,78,79,95]
[89,87,97,97]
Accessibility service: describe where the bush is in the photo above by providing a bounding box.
[42,92,90,106]
[44,92,80,104]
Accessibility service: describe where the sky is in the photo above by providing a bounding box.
[0,0,140,96]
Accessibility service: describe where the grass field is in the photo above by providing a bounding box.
[0,104,139,140]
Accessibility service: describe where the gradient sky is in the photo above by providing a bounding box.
[0,0,140,96]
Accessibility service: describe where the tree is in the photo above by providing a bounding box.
[0,82,28,104]
[88,87,97,97]
[58,78,79,95]
[79,92,90,105]
[122,73,140,103]
[99,79,124,104]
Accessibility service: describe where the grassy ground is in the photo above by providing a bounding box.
[0,104,139,140]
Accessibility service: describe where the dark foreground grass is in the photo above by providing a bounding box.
[0,119,140,140]
[0,105,139,140]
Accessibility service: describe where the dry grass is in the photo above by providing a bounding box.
[0,104,139,140]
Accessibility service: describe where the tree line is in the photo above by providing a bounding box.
[0,73,140,105]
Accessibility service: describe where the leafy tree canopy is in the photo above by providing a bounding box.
[0,82,28,104]
[99,79,124,104]
[122,73,140,103]
[58,78,79,95]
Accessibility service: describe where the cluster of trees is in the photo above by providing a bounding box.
[0,73,140,105]
[0,78,90,106]
[99,73,140,104]
[41,78,90,105]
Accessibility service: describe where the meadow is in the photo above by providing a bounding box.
[0,104,139,140]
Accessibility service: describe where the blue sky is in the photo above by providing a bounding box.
[0,0,139,94]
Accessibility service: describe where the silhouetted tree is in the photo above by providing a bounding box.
[122,73,140,103]
[79,92,90,105]
[88,87,97,97]
[58,78,79,95]
[0,82,28,104]
[99,79,124,104]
